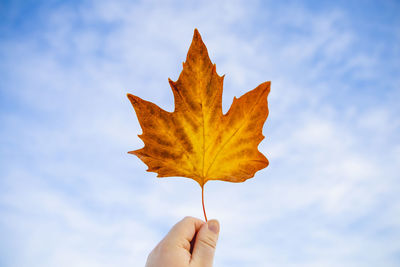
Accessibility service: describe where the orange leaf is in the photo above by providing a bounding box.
[127,29,270,220]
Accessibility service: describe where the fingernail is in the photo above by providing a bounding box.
[207,220,220,234]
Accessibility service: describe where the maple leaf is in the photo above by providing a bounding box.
[127,29,270,220]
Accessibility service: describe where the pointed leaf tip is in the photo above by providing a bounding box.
[192,28,204,45]
[127,93,138,105]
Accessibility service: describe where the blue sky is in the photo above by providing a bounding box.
[1,0,400,266]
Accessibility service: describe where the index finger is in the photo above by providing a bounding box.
[162,216,205,250]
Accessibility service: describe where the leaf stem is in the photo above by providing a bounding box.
[201,185,208,222]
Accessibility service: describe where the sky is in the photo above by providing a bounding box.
[1,0,400,266]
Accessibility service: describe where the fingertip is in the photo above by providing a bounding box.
[207,219,220,234]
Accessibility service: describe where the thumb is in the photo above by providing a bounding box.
[191,219,220,267]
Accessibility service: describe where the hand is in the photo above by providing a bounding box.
[146,216,220,267]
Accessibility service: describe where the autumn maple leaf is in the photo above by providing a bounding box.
[127,29,270,220]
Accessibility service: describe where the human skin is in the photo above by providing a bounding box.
[145,217,220,267]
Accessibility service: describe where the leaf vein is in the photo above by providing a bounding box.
[204,88,267,178]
